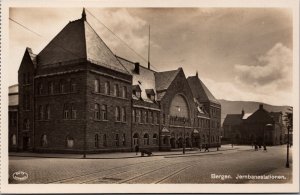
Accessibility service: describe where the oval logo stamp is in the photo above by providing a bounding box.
[12,171,28,181]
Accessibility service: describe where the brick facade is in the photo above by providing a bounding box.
[9,10,221,153]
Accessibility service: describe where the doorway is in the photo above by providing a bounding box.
[23,136,30,151]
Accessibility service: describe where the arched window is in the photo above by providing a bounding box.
[104,81,110,95]
[94,79,100,93]
[169,94,189,118]
[23,119,30,130]
[133,133,139,145]
[71,104,77,119]
[153,134,158,144]
[38,105,44,120]
[115,106,121,121]
[45,104,50,120]
[122,86,127,98]
[143,133,149,145]
[63,104,69,119]
[41,134,48,147]
[113,84,119,97]
[11,134,17,146]
[59,80,65,93]
[94,104,100,120]
[121,107,126,122]
[95,134,99,148]
[100,105,107,120]
[66,136,74,148]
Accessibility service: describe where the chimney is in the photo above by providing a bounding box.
[134,62,140,74]
[196,71,198,77]
[259,104,263,109]
[241,109,245,117]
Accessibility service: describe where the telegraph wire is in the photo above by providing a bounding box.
[85,9,159,71]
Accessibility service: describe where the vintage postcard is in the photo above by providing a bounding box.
[1,0,299,193]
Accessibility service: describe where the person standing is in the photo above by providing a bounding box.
[135,145,139,155]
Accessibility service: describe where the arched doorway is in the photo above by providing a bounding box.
[177,137,183,148]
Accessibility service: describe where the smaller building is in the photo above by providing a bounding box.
[223,104,285,146]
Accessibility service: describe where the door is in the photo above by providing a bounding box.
[23,136,30,151]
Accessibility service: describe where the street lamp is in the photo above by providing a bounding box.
[286,125,291,168]
[183,118,186,154]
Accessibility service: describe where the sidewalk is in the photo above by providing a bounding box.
[9,145,239,159]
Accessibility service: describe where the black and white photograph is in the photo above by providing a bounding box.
[1,0,299,193]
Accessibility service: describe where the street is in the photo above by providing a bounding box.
[9,145,292,184]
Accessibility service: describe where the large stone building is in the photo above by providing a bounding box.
[223,104,285,145]
[9,10,221,153]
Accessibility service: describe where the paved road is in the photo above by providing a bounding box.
[9,145,292,184]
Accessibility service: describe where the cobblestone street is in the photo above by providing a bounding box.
[9,145,292,184]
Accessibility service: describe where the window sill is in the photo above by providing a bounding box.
[115,121,127,124]
[94,119,108,122]
[91,92,129,100]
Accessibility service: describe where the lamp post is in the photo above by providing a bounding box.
[183,118,186,154]
[286,125,290,168]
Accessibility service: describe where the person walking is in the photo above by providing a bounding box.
[135,144,139,155]
[204,144,209,152]
[263,144,267,152]
[254,144,258,151]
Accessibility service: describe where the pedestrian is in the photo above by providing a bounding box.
[231,143,233,148]
[263,144,267,152]
[254,144,258,151]
[204,144,209,152]
[259,144,261,149]
[135,145,139,155]
[251,142,254,148]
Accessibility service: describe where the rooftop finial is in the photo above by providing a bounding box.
[196,71,198,77]
[82,8,86,21]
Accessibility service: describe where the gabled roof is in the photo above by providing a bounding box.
[38,13,129,74]
[187,75,220,105]
[154,68,181,92]
[244,106,274,124]
[223,114,243,126]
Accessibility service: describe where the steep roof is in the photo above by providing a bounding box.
[187,75,220,105]
[223,114,243,126]
[245,105,274,124]
[155,68,181,92]
[38,13,129,74]
[117,56,156,102]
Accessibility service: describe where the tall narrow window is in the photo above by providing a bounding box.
[60,80,65,93]
[38,105,44,120]
[122,86,127,98]
[113,84,119,97]
[136,110,141,123]
[143,133,149,145]
[70,80,76,93]
[11,134,17,146]
[63,104,69,119]
[23,73,26,84]
[115,106,121,121]
[94,104,100,120]
[115,134,119,146]
[66,136,74,148]
[94,79,100,93]
[101,105,107,120]
[103,134,107,147]
[121,107,126,122]
[132,109,136,123]
[133,133,139,146]
[38,83,43,95]
[71,104,77,119]
[45,104,50,120]
[41,135,48,147]
[48,82,54,94]
[153,134,158,144]
[95,134,99,148]
[24,119,30,130]
[104,81,110,95]
[122,133,126,146]
[26,93,30,110]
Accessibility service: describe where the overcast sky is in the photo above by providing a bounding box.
[9,8,293,106]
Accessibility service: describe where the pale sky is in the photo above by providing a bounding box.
[9,8,293,106]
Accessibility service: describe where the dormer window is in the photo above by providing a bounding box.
[145,89,155,101]
[132,85,142,99]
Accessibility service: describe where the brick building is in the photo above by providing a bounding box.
[9,10,221,153]
[223,104,285,145]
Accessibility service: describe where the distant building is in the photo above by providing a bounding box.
[223,104,285,145]
[9,9,221,153]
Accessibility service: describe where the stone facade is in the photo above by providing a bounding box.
[9,10,221,153]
